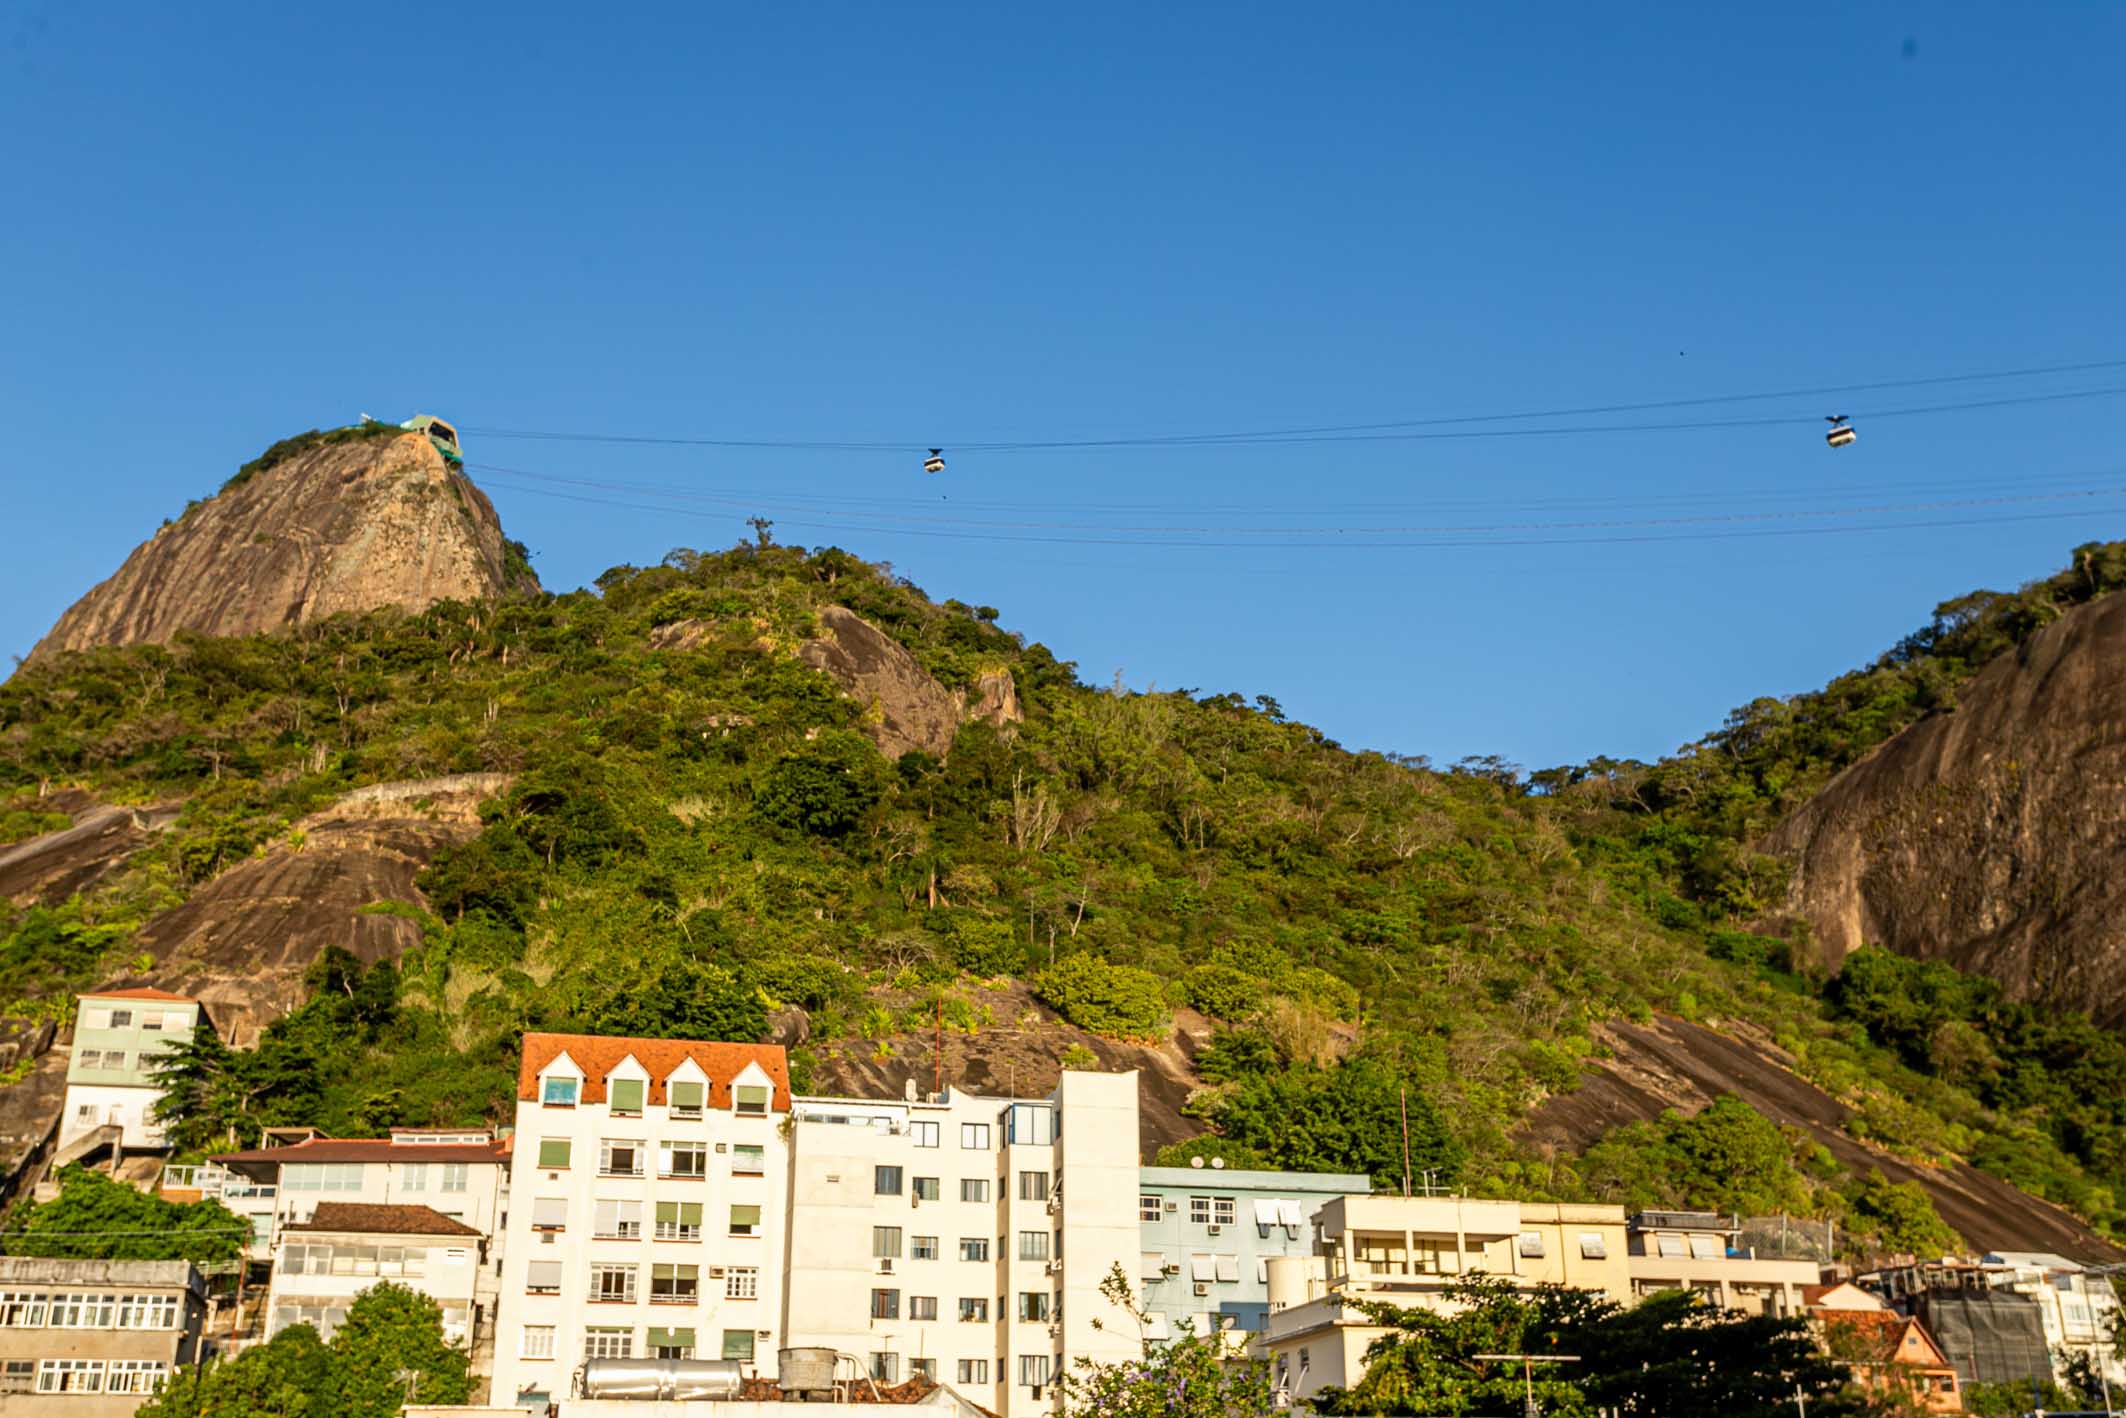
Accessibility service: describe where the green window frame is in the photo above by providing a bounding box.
[723,1329,755,1361]
[609,1078,645,1115]
[537,1138,571,1169]
[734,1084,770,1115]
[729,1204,761,1236]
[669,1081,705,1114]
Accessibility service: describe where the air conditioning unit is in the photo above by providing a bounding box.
[756,1330,770,1339]
[715,1143,728,1153]
[539,1233,556,1246]
[879,1259,895,1275]
[707,1267,726,1278]
[1192,1282,1210,1297]
[1046,1258,1063,1274]
[1046,1196,1061,1214]
[1161,1264,1180,1275]
[1207,1225,1223,1236]
[1164,1201,1178,1213]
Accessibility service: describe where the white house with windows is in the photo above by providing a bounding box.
[779,1071,1144,1418]
[203,1127,511,1261]
[488,1033,792,1412]
[265,1202,488,1348]
[59,989,209,1155]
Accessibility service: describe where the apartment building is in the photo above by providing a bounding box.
[1624,1211,1821,1316]
[1980,1251,2124,1387]
[266,1202,487,1346]
[1261,1196,1631,1408]
[58,990,208,1154]
[200,1126,511,1261]
[1134,1161,1368,1349]
[489,1033,792,1411]
[778,1070,1141,1418]
[0,1257,208,1416]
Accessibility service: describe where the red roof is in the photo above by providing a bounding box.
[211,1136,507,1167]
[1819,1312,1953,1368]
[287,1203,482,1238]
[83,988,197,1004]
[517,1032,790,1110]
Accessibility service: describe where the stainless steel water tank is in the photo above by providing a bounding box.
[577,1357,746,1400]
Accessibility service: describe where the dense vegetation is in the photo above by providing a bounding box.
[5,525,2126,1248]
[2,1167,246,1264]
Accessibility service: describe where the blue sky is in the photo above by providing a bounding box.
[4,2,2123,768]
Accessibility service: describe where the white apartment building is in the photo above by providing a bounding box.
[778,1071,1141,1418]
[59,989,208,1154]
[197,1127,511,1261]
[1982,1251,2125,1387]
[266,1202,487,1347]
[489,1033,792,1411]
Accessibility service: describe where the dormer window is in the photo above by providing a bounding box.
[543,1077,579,1107]
[734,1085,769,1117]
[609,1079,645,1116]
[670,1082,705,1119]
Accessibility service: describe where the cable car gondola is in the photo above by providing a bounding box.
[1825,415,1856,449]
[922,448,946,474]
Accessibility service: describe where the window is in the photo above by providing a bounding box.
[1518,1232,1546,1258]
[911,1358,936,1379]
[543,1076,579,1106]
[1657,1234,1688,1258]
[912,1120,940,1147]
[527,1260,563,1294]
[912,1235,939,1260]
[731,1143,764,1174]
[651,1264,699,1303]
[402,1161,430,1192]
[959,1297,989,1322]
[1140,1195,1162,1221]
[655,1201,704,1241]
[1018,1171,1049,1202]
[521,1324,556,1359]
[537,1138,571,1170]
[122,1294,182,1329]
[105,1051,129,1070]
[585,1327,633,1359]
[1212,1197,1235,1226]
[0,1293,47,1326]
[50,1293,115,1327]
[285,1161,365,1191]
[1689,1234,1725,1260]
[1189,1196,1211,1224]
[441,1162,468,1193]
[600,1138,645,1176]
[875,1165,904,1195]
[669,1080,705,1118]
[77,1049,102,1069]
[910,1295,937,1320]
[1018,1291,1051,1321]
[734,1084,770,1116]
[726,1267,759,1300]
[110,1009,133,1028]
[958,1359,989,1384]
[37,1359,104,1393]
[874,1226,904,1259]
[913,1175,940,1201]
[142,1010,167,1031]
[729,1204,762,1237]
[594,1198,643,1239]
[959,1237,990,1262]
[961,1123,991,1150]
[870,1353,900,1384]
[1019,1230,1050,1261]
[649,1326,695,1360]
[531,1197,568,1231]
[107,1359,167,1395]
[609,1078,645,1115]
[1578,1232,1609,1260]
[661,1140,708,1179]
[871,1288,901,1320]
[723,1330,756,1361]
[960,1178,989,1203]
[1019,1355,1051,1389]
[1005,1103,1055,1145]
[590,1264,637,1304]
[82,1008,112,1029]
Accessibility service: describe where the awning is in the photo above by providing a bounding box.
[1190,1254,1216,1281]
[1141,1251,1166,1279]
[1277,1200,1305,1227]
[1253,1200,1282,1227]
[1215,1254,1240,1283]
[1145,1312,1171,1340]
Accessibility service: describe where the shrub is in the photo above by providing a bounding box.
[1150,1135,1269,1171]
[1182,964,1261,1021]
[1034,954,1170,1039]
[755,732,884,838]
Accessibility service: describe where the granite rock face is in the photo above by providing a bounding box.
[29,432,528,662]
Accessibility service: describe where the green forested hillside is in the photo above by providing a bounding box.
[4,533,2125,1248]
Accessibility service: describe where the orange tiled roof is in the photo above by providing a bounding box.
[211,1136,507,1166]
[517,1032,791,1110]
[287,1203,482,1238]
[83,988,197,1004]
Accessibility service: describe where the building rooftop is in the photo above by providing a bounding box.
[79,987,198,1004]
[212,1135,508,1168]
[287,1203,483,1238]
[517,1031,791,1109]
[0,1256,201,1290]
[1139,1164,1372,1193]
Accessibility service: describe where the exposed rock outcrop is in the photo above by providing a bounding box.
[1768,591,2126,1025]
[0,801,179,905]
[28,432,530,663]
[797,606,964,759]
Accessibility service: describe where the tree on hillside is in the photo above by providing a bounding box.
[1211,1057,1464,1191]
[3,1166,246,1264]
[1574,1094,1812,1216]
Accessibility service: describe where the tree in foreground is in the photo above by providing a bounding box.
[1309,1275,1870,1417]
[137,1282,469,1418]
[1060,1264,1279,1418]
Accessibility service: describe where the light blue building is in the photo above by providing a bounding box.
[1136,1162,1370,1346]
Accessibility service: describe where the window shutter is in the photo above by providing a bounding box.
[656,1201,680,1226]
[537,1139,571,1169]
[531,1197,568,1228]
[730,1204,761,1228]
[528,1260,563,1289]
[610,1078,645,1112]
[723,1330,755,1360]
[653,1263,677,1283]
[735,1084,769,1110]
[670,1081,704,1109]
[680,1203,703,1227]
[647,1327,677,1350]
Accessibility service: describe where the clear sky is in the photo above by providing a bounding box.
[4,2,2123,770]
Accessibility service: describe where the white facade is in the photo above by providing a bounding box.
[59,990,206,1152]
[1982,1251,2125,1387]
[779,1070,1141,1418]
[265,1207,486,1347]
[489,1036,791,1410]
[55,1084,165,1154]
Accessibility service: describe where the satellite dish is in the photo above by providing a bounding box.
[1210,1157,1226,1169]
[1189,1156,1206,1169]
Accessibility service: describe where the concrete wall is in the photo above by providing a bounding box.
[0,1259,204,1418]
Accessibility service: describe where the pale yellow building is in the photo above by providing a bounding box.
[1624,1211,1820,1316]
[1261,1197,1630,1408]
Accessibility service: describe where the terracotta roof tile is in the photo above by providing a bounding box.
[517,1032,790,1110]
[210,1137,507,1167]
[286,1203,482,1238]
[83,988,198,1004]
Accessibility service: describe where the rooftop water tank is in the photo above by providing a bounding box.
[777,1346,840,1399]
[577,1358,746,1400]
